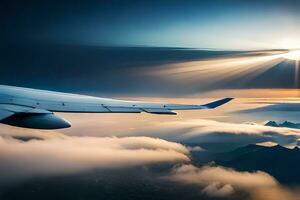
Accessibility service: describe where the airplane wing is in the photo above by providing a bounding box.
[0,85,233,129]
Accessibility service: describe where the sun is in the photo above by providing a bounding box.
[282,50,300,61]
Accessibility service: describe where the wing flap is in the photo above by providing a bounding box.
[142,108,177,115]
[105,106,142,113]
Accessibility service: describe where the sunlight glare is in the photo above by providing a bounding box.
[282,50,300,61]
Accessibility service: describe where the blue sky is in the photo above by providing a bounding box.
[2,0,300,49]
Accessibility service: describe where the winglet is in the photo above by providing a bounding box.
[202,98,234,109]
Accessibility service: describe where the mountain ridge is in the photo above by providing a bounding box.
[218,144,300,184]
[265,120,300,129]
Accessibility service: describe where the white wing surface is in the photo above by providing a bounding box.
[0,85,233,129]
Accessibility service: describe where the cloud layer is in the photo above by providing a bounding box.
[0,135,189,186]
[2,118,300,199]
[138,119,300,150]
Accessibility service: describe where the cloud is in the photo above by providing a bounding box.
[59,111,300,149]
[167,164,277,197]
[187,146,205,152]
[140,119,300,150]
[2,121,300,199]
[256,141,278,147]
[236,101,300,122]
[240,103,300,113]
[0,135,189,186]
[250,186,300,200]
[167,164,300,200]
[0,124,68,140]
[62,116,300,150]
[202,182,235,197]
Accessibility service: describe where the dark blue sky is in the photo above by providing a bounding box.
[0,0,299,95]
[2,0,300,49]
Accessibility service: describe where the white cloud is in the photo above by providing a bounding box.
[187,146,205,152]
[168,164,300,199]
[256,141,278,147]
[141,119,300,148]
[168,164,278,197]
[0,136,189,186]
[202,182,234,197]
[0,124,67,140]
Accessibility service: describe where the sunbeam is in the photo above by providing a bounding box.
[281,50,300,89]
[295,60,300,89]
[144,51,288,91]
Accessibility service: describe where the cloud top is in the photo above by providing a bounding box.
[168,164,278,197]
[0,136,189,186]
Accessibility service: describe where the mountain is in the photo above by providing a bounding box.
[281,121,300,129]
[215,144,265,161]
[191,144,265,164]
[265,121,300,129]
[265,121,279,127]
[218,144,300,184]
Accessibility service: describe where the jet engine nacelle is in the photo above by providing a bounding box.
[1,113,71,129]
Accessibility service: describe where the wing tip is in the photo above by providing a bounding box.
[203,97,234,109]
